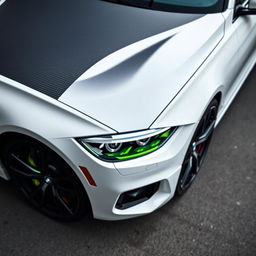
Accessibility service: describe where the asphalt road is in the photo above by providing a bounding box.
[0,67,255,256]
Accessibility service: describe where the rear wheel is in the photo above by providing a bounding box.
[176,99,219,195]
[3,136,90,221]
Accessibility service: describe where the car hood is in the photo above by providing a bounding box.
[60,13,224,133]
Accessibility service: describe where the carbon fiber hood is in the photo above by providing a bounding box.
[0,0,202,99]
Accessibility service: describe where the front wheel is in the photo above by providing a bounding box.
[3,136,91,221]
[176,99,219,195]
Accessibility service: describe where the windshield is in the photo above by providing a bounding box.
[105,0,227,13]
[152,0,225,13]
[154,0,220,8]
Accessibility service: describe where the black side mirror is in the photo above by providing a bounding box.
[238,0,256,15]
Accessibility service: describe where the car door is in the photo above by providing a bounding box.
[221,0,256,105]
[234,0,256,74]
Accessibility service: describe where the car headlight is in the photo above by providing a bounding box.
[77,127,177,162]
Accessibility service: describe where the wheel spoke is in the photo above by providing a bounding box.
[31,183,49,206]
[10,166,42,179]
[181,156,193,187]
[196,121,215,146]
[192,150,199,173]
[11,154,41,174]
[39,183,49,206]
[55,184,76,197]
[52,186,74,216]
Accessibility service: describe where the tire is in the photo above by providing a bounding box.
[176,99,219,195]
[2,136,91,221]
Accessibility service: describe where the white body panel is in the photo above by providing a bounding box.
[153,8,256,129]
[0,1,256,220]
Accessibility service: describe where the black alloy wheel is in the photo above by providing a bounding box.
[176,99,219,195]
[3,136,90,221]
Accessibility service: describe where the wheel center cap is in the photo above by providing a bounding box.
[45,177,52,184]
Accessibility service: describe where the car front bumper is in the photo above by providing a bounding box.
[50,123,196,220]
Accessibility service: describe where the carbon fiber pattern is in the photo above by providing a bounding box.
[0,0,202,99]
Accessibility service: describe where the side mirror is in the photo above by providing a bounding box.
[238,0,256,16]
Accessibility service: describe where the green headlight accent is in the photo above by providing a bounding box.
[134,145,151,153]
[115,146,159,160]
[106,147,132,157]
[150,139,161,147]
[159,130,171,138]
[79,127,176,162]
[121,146,132,155]
[106,144,159,159]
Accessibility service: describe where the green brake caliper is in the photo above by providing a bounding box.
[28,154,41,187]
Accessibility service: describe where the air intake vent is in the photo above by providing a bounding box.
[116,182,160,210]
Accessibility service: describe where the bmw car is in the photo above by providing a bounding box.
[0,0,256,221]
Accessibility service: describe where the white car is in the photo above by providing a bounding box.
[0,0,256,221]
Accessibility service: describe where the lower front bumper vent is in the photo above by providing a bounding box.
[115,182,160,210]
